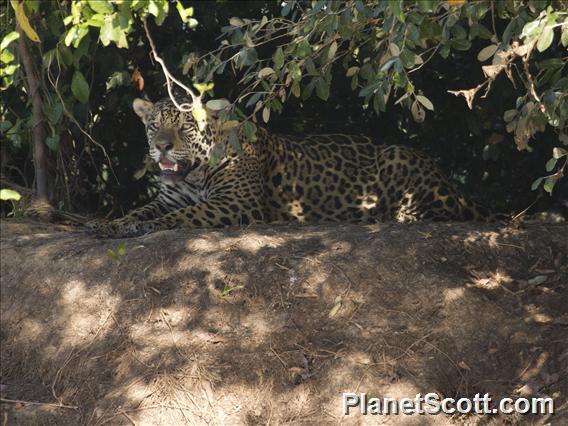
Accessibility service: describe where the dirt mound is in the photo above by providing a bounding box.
[1,220,567,425]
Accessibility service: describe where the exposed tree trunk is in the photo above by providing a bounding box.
[15,24,49,202]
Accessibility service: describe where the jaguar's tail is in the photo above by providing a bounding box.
[459,196,510,222]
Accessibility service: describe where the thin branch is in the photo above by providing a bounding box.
[142,18,200,111]
[0,398,78,410]
[522,38,541,103]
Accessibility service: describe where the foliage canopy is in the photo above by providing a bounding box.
[1,0,567,216]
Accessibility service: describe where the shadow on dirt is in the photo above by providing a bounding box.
[1,220,566,425]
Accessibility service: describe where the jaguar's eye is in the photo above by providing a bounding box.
[146,123,159,138]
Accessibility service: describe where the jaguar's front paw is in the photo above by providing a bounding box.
[85,219,110,236]
[86,219,159,238]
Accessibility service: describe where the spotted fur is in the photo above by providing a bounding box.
[87,97,500,238]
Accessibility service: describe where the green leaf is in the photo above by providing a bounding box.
[295,40,311,58]
[287,62,302,82]
[206,99,231,111]
[12,0,40,42]
[176,1,190,23]
[411,100,425,122]
[291,81,301,98]
[100,16,114,46]
[389,0,404,23]
[46,102,63,125]
[262,106,270,123]
[1,64,19,75]
[346,66,359,77]
[315,79,329,101]
[417,0,437,13]
[57,45,73,67]
[0,50,14,64]
[106,249,117,260]
[470,22,493,40]
[521,19,542,41]
[450,38,471,51]
[73,26,89,49]
[229,17,244,27]
[88,0,113,14]
[439,45,450,58]
[562,24,568,47]
[359,81,380,98]
[327,40,338,61]
[537,26,554,52]
[193,82,214,96]
[228,128,242,153]
[117,243,126,257]
[545,157,557,172]
[416,95,434,111]
[64,26,78,47]
[148,0,168,26]
[106,71,129,90]
[245,92,262,108]
[477,45,498,62]
[242,120,257,142]
[0,189,21,201]
[281,1,291,16]
[71,70,90,104]
[389,42,400,57]
[543,177,555,193]
[273,47,284,69]
[258,67,275,78]
[0,31,19,51]
[45,135,59,152]
[86,14,105,27]
[373,89,386,113]
[531,177,543,191]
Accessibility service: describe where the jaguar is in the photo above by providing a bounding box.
[87,96,501,238]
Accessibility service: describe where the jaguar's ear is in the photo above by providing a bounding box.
[133,98,154,124]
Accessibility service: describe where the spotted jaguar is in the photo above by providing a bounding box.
[87,96,501,238]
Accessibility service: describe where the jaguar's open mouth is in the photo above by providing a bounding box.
[158,159,179,172]
[158,158,201,183]
[158,158,189,183]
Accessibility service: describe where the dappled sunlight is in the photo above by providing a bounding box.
[239,311,281,342]
[17,318,44,343]
[57,279,120,345]
[467,270,514,291]
[184,230,285,256]
[443,287,465,303]
[522,304,555,325]
[461,227,531,251]
[1,221,566,424]
[462,231,502,248]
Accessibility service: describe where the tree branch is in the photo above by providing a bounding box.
[142,18,201,111]
[15,23,49,201]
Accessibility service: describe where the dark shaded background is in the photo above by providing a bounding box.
[1,1,565,219]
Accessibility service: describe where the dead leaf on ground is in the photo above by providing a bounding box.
[515,372,559,396]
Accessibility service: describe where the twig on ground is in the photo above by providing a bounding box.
[0,397,77,410]
[270,344,288,371]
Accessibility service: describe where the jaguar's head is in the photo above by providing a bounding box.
[133,97,217,184]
